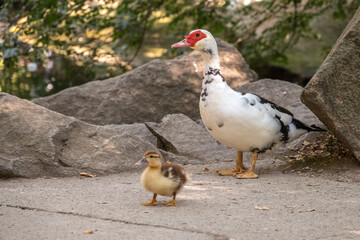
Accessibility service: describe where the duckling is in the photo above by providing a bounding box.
[135,150,188,206]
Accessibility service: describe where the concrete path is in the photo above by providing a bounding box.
[1,160,360,240]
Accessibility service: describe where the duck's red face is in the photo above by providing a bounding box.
[171,30,207,48]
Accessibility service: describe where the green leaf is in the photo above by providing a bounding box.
[2,48,18,59]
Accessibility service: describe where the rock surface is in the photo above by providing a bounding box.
[146,114,234,162]
[0,93,157,178]
[301,8,360,161]
[33,39,257,125]
[1,77,326,178]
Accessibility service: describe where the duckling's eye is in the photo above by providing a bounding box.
[150,155,153,158]
[195,33,200,37]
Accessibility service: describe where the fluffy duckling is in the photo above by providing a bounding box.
[135,150,188,206]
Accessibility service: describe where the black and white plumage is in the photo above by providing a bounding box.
[172,29,325,179]
[135,150,188,206]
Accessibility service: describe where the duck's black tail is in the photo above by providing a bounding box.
[292,118,326,132]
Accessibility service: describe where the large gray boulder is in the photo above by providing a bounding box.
[301,8,360,161]
[0,77,326,178]
[33,39,257,125]
[0,93,157,178]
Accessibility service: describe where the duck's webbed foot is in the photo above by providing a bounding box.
[234,152,259,179]
[165,199,176,206]
[233,171,258,179]
[216,151,247,176]
[141,193,157,206]
[165,193,176,206]
[216,168,244,176]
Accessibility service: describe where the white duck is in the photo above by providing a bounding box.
[172,29,324,179]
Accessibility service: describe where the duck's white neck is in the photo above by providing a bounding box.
[200,45,226,86]
[201,49,220,70]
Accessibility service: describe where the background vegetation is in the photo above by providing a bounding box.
[1,0,359,99]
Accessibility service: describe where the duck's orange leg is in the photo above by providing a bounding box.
[234,152,259,179]
[142,193,157,206]
[217,151,248,176]
[165,193,176,206]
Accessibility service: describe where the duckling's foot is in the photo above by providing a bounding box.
[141,194,157,206]
[141,200,157,206]
[233,171,258,179]
[164,199,176,206]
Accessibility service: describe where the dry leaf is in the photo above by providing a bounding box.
[203,168,209,172]
[83,230,94,234]
[306,209,315,212]
[287,147,298,151]
[303,141,310,146]
[255,206,269,210]
[78,172,96,178]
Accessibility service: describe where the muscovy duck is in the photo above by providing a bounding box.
[172,29,324,179]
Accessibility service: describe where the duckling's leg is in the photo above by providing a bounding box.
[234,152,259,179]
[142,193,157,206]
[165,193,176,206]
[216,151,248,176]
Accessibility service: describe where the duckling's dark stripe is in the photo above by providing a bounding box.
[161,163,187,191]
[144,150,161,158]
[163,169,170,178]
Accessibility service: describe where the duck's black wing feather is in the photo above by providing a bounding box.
[254,94,294,117]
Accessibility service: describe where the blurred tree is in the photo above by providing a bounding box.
[0,0,359,99]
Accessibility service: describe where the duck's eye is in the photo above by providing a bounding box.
[195,33,200,37]
[150,155,153,158]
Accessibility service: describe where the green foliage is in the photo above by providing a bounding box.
[233,0,359,67]
[0,0,359,99]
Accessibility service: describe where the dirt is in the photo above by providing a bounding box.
[282,132,360,183]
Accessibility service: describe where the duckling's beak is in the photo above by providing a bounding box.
[135,157,148,166]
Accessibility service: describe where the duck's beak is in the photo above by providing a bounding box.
[135,157,148,166]
[171,39,191,48]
